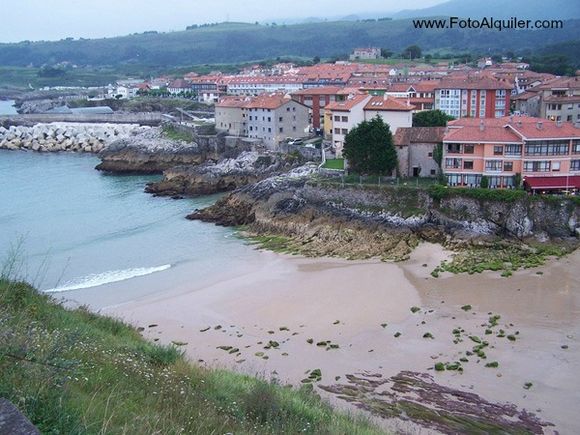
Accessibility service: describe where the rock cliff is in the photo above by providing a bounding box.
[189,167,580,261]
[145,151,304,197]
[95,128,255,174]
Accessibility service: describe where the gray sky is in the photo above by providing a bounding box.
[1,0,446,43]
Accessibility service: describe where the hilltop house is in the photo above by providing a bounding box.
[350,47,381,61]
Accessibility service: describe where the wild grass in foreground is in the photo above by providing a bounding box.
[0,279,382,434]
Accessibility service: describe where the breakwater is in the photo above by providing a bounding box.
[0,123,149,153]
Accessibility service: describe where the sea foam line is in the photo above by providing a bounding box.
[44,264,171,293]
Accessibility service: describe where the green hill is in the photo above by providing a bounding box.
[0,279,380,434]
[0,18,578,68]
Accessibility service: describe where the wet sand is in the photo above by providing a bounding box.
[104,243,580,434]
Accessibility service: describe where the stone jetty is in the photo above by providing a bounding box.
[0,123,150,153]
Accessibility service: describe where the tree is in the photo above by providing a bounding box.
[343,116,398,176]
[313,56,321,64]
[413,110,454,127]
[480,175,489,189]
[402,45,422,60]
[380,48,393,58]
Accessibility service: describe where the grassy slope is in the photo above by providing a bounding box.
[0,279,382,434]
[0,19,578,68]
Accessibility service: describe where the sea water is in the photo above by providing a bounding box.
[0,150,263,308]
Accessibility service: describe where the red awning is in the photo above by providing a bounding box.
[524,175,580,190]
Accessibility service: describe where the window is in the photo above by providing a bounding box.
[279,127,283,133]
[334,128,340,134]
[463,161,474,170]
[293,126,296,131]
[505,144,522,156]
[341,129,348,135]
[428,152,433,157]
[485,160,503,172]
[504,161,513,172]
[334,116,340,122]
[430,169,436,175]
[496,89,506,98]
[279,117,283,122]
[267,117,271,122]
[464,144,475,154]
[341,116,348,122]
[523,161,551,172]
[494,146,503,156]
[447,143,461,153]
[571,160,580,171]
[445,158,462,169]
[525,141,569,156]
[573,141,580,154]
[552,161,561,172]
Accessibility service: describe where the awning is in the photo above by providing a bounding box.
[524,175,580,190]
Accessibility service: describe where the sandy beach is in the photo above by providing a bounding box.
[104,243,580,433]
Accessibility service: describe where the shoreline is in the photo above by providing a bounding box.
[103,243,580,433]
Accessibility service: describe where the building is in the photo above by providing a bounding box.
[350,47,381,61]
[435,77,512,119]
[325,94,414,157]
[216,94,309,149]
[215,96,250,136]
[442,116,580,190]
[394,127,446,177]
[291,86,352,131]
[535,77,580,126]
[167,79,192,96]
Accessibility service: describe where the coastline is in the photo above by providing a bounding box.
[104,243,580,433]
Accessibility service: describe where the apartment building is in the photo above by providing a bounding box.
[536,77,580,126]
[442,116,580,191]
[215,94,310,148]
[435,77,512,119]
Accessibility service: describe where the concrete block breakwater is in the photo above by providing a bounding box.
[0,123,150,153]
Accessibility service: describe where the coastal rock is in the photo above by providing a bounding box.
[146,151,304,197]
[189,167,580,260]
[95,128,256,174]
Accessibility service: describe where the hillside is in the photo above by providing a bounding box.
[0,18,578,68]
[0,279,380,434]
[394,0,580,20]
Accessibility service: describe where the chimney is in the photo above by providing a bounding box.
[537,121,543,130]
[479,120,485,131]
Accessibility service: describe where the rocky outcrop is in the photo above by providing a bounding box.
[95,128,256,174]
[145,151,304,197]
[189,167,580,260]
[0,123,145,153]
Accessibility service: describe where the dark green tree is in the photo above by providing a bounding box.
[343,116,398,176]
[480,175,489,189]
[402,45,422,60]
[413,110,454,127]
[380,48,393,58]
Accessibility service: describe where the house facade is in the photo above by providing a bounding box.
[435,77,512,119]
[325,94,414,157]
[536,77,580,126]
[442,117,580,190]
[394,127,446,177]
[350,47,381,60]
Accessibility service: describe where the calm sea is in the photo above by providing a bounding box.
[0,150,264,308]
[0,100,18,115]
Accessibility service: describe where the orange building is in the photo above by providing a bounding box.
[442,117,580,190]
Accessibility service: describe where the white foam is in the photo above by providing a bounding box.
[44,264,171,293]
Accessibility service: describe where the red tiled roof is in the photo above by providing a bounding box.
[445,116,580,142]
[436,76,512,90]
[245,94,294,109]
[215,96,251,108]
[325,94,371,112]
[524,176,580,190]
[291,86,343,96]
[364,96,414,112]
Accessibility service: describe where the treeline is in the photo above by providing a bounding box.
[0,18,578,68]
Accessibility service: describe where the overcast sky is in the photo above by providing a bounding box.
[1,0,446,43]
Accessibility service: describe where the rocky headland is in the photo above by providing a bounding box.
[189,167,580,270]
[0,123,147,153]
[95,127,256,174]
[145,151,305,197]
